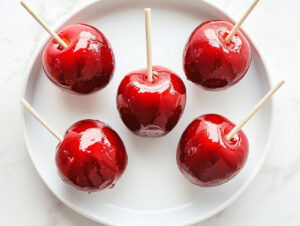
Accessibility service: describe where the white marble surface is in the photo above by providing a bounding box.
[0,0,299,225]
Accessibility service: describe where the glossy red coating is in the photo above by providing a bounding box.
[42,24,115,94]
[177,114,249,187]
[56,119,127,192]
[117,66,186,137]
[183,20,251,90]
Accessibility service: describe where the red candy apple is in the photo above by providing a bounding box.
[56,119,127,191]
[116,66,186,137]
[183,20,251,90]
[42,24,115,94]
[177,114,248,187]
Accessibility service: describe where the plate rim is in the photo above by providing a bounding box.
[20,0,275,225]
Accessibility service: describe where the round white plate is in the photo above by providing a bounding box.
[22,0,273,225]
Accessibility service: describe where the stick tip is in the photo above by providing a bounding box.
[144,8,151,12]
[21,98,28,107]
[276,80,285,89]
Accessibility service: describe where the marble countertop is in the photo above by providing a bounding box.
[0,0,299,225]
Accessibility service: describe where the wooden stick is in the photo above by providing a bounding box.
[20,1,68,48]
[226,80,285,140]
[21,99,63,142]
[144,8,153,82]
[225,0,260,43]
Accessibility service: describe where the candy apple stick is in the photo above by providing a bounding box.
[225,0,260,43]
[226,80,285,140]
[144,8,153,82]
[20,1,68,48]
[21,99,63,141]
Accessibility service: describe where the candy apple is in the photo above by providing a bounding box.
[117,66,186,137]
[177,114,248,187]
[43,24,115,94]
[56,119,127,191]
[183,20,251,90]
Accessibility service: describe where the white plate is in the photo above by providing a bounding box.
[22,0,273,225]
